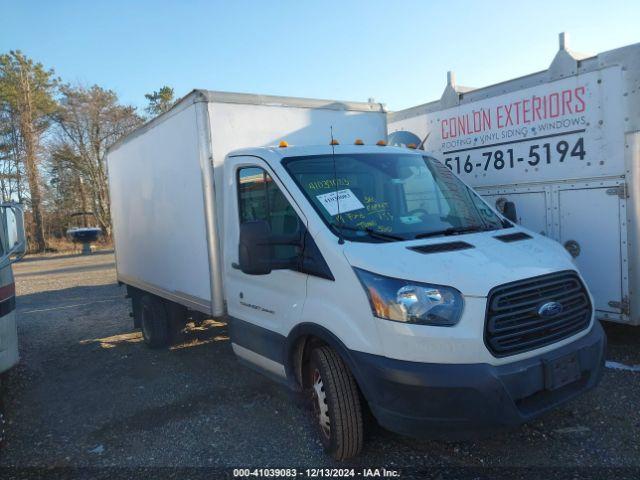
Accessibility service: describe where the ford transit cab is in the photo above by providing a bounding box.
[226,144,605,458]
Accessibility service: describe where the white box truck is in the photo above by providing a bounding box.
[107,89,605,460]
[389,33,640,326]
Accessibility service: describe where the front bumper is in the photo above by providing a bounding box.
[352,321,606,438]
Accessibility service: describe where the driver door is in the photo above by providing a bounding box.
[224,156,308,375]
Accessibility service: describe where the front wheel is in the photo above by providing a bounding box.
[307,346,363,460]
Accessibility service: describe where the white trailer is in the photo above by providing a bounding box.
[389,33,640,326]
[107,88,605,459]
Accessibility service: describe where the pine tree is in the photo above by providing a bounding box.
[144,86,176,117]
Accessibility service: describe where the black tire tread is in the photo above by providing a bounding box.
[140,295,170,348]
[311,346,363,460]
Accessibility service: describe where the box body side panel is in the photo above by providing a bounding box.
[108,104,212,308]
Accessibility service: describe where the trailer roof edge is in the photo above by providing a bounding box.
[389,40,640,122]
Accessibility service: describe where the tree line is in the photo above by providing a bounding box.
[0,50,177,252]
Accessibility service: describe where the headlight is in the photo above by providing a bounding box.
[354,268,464,326]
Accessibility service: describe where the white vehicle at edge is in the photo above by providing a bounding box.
[107,91,605,460]
[0,203,27,443]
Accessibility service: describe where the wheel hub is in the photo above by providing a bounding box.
[312,369,330,439]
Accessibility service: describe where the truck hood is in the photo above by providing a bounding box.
[343,229,577,297]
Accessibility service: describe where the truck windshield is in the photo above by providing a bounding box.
[283,153,505,242]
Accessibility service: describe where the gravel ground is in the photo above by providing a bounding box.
[0,252,639,478]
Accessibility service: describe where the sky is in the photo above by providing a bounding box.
[2,0,639,112]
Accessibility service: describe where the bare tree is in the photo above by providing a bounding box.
[45,143,83,234]
[0,51,58,251]
[54,84,142,237]
[0,105,24,202]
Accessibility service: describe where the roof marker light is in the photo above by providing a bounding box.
[407,143,417,149]
[279,140,288,148]
[354,139,364,145]
[330,139,340,145]
[376,140,387,146]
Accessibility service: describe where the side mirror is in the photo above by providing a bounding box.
[0,203,26,262]
[503,201,518,224]
[239,220,272,275]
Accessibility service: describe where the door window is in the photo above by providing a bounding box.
[238,167,302,262]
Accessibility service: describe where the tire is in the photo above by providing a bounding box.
[166,302,188,343]
[307,346,363,460]
[139,295,171,348]
[0,410,5,447]
[131,294,142,329]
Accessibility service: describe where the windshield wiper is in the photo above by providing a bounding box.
[331,223,404,242]
[414,225,490,239]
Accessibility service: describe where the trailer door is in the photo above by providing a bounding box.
[558,186,625,316]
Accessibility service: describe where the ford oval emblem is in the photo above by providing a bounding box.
[538,301,564,318]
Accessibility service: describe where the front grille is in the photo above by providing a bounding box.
[485,271,592,357]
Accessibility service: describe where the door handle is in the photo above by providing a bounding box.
[231,262,240,270]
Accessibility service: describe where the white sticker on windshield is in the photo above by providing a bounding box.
[316,189,365,216]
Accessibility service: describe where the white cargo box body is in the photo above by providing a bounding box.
[389,36,640,325]
[107,90,387,317]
